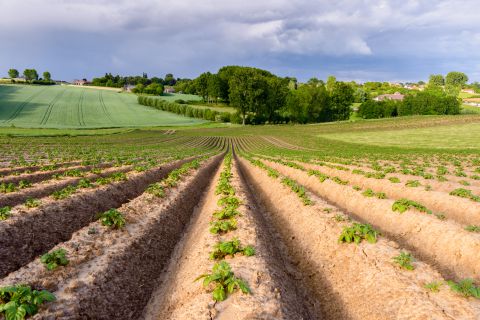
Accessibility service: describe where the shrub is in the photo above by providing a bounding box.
[0,206,12,220]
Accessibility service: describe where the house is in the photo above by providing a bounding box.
[164,87,175,94]
[124,84,136,92]
[462,88,476,94]
[73,79,88,86]
[373,92,405,102]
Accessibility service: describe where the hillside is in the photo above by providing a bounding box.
[0,85,206,128]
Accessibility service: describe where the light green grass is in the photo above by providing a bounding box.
[319,122,480,149]
[0,85,206,128]
[159,93,236,113]
[461,104,480,114]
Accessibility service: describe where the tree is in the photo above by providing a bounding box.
[8,69,19,79]
[265,77,289,123]
[23,69,39,81]
[446,71,468,87]
[326,75,337,92]
[228,68,268,125]
[43,71,51,81]
[195,72,210,102]
[428,74,444,87]
[164,73,176,86]
[328,82,354,121]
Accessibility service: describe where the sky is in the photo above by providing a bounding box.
[0,0,479,83]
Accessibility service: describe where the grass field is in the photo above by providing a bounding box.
[0,85,206,128]
[160,93,236,113]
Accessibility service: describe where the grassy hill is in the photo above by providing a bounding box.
[0,85,206,128]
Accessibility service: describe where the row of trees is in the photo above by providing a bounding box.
[91,73,177,88]
[358,91,461,119]
[138,96,233,123]
[6,68,53,84]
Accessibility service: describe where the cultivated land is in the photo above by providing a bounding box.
[1,112,480,319]
[0,85,205,128]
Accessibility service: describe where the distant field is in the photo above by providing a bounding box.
[0,85,206,128]
[319,121,480,149]
[160,93,236,113]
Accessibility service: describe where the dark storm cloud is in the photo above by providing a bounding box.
[0,0,478,82]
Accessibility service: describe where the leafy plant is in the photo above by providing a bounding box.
[0,183,17,193]
[210,218,237,234]
[362,189,375,197]
[24,198,41,208]
[388,177,401,183]
[146,183,165,197]
[352,185,361,191]
[281,177,313,205]
[393,252,415,270]
[307,169,328,182]
[392,199,432,214]
[196,261,250,301]
[40,249,69,270]
[209,238,255,260]
[424,281,442,293]
[338,223,378,244]
[77,178,92,189]
[17,181,32,189]
[218,196,241,208]
[0,206,12,220]
[98,209,126,229]
[0,285,55,320]
[52,185,77,200]
[405,180,421,188]
[332,176,348,185]
[465,225,480,232]
[447,279,480,298]
[450,188,480,202]
[213,206,240,219]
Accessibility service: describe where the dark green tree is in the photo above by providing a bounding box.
[8,69,19,79]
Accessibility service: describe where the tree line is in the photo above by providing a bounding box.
[5,68,54,85]
[358,72,466,119]
[91,72,178,90]
[173,66,355,124]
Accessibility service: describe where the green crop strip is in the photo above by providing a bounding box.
[449,188,480,202]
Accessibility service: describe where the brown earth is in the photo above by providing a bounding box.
[144,156,314,320]
[263,159,480,282]
[32,154,223,319]
[0,158,193,277]
[239,157,480,319]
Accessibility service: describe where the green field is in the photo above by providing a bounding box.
[0,85,206,128]
[160,93,236,113]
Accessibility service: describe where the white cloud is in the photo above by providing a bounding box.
[0,0,479,81]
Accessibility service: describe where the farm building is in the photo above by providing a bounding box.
[462,88,476,94]
[164,87,176,94]
[73,79,88,86]
[373,92,405,101]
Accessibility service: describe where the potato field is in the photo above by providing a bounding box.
[1,117,480,319]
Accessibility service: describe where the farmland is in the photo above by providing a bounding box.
[0,114,480,319]
[0,85,206,128]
